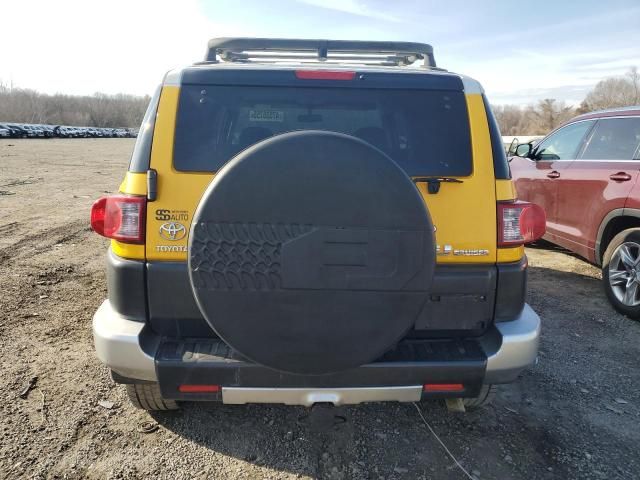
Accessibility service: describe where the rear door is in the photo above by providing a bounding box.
[555,116,640,261]
[147,70,497,265]
[511,120,595,242]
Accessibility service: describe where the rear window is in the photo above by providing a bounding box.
[580,117,640,160]
[173,85,472,176]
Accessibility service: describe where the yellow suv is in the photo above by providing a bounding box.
[90,38,544,411]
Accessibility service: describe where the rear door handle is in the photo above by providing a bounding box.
[547,171,560,179]
[610,172,632,182]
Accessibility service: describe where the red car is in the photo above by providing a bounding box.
[510,106,640,318]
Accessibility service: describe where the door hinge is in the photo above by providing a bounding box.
[147,169,157,201]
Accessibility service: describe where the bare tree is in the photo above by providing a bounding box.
[582,67,639,111]
[493,104,527,136]
[492,100,574,136]
[0,87,149,127]
[529,99,574,134]
[627,66,639,105]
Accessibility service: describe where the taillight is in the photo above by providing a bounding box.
[498,201,546,247]
[178,384,220,393]
[423,384,464,392]
[295,70,356,80]
[90,195,146,243]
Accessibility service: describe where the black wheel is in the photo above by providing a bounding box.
[463,384,496,409]
[603,228,640,319]
[125,383,179,411]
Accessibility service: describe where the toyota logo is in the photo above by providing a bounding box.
[159,222,187,241]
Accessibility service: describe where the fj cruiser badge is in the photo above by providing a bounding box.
[436,244,452,256]
[437,244,489,256]
[159,222,187,241]
[454,249,489,256]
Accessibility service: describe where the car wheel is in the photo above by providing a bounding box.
[125,383,179,411]
[462,384,496,409]
[603,228,640,319]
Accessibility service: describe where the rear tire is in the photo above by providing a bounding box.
[125,383,179,411]
[602,228,640,320]
[463,384,495,409]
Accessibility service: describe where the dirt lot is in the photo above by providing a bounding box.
[1,139,639,480]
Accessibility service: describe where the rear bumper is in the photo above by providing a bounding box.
[222,386,423,407]
[93,300,540,404]
[93,301,157,382]
[484,304,541,383]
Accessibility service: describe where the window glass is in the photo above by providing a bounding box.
[173,85,473,176]
[129,85,161,172]
[482,94,510,179]
[580,117,640,160]
[534,121,594,161]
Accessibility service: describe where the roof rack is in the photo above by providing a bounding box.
[203,38,437,68]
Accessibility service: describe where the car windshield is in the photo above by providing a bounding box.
[173,85,473,176]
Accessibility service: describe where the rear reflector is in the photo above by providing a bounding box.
[90,194,146,244]
[178,384,220,393]
[498,201,546,247]
[423,384,465,392]
[295,70,356,80]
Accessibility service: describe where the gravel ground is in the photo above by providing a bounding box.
[1,139,639,480]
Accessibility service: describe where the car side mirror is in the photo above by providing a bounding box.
[515,143,533,158]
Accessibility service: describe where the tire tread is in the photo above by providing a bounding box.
[125,383,178,411]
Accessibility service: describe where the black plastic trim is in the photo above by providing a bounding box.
[155,338,485,400]
[146,169,157,201]
[104,256,529,334]
[411,264,496,336]
[181,67,464,91]
[128,85,161,173]
[144,260,528,337]
[146,261,210,337]
[495,257,527,322]
[106,249,146,322]
[595,208,640,265]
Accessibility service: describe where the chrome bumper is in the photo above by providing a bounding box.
[93,300,540,398]
[92,301,157,382]
[222,386,422,406]
[483,303,541,384]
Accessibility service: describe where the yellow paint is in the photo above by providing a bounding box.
[497,245,524,262]
[137,88,522,265]
[111,241,145,259]
[495,179,516,201]
[118,171,147,195]
[145,86,214,261]
[413,93,496,263]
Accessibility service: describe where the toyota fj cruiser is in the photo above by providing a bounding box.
[91,38,545,411]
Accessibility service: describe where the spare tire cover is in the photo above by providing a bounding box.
[189,130,435,374]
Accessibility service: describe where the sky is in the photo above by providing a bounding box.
[1,0,639,106]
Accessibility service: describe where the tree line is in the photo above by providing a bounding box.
[1,67,638,132]
[0,82,150,128]
[492,67,639,136]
